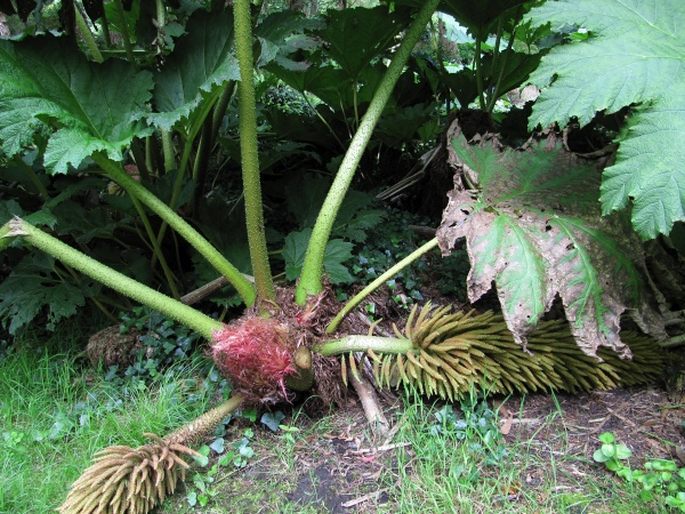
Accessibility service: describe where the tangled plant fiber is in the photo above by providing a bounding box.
[59,395,243,514]
[211,316,295,403]
[364,304,662,401]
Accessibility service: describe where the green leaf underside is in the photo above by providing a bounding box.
[149,10,240,131]
[527,0,685,238]
[0,38,153,173]
[438,128,647,356]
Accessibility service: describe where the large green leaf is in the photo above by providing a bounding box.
[0,38,153,173]
[148,10,239,131]
[255,10,321,69]
[441,0,527,38]
[437,122,654,357]
[283,228,354,285]
[315,6,408,81]
[526,0,685,239]
[0,253,97,334]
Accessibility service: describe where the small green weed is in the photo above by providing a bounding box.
[185,427,257,508]
[593,431,685,511]
[387,391,512,512]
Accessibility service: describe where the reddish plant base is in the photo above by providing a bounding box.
[211,317,295,403]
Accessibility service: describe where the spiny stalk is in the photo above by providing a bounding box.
[295,0,441,305]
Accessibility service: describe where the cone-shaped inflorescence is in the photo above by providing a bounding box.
[333,304,663,401]
[59,395,243,514]
[211,317,296,404]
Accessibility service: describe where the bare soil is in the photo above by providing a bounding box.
[162,385,685,513]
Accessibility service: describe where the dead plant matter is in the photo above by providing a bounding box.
[86,325,140,368]
[59,395,243,514]
[365,304,662,401]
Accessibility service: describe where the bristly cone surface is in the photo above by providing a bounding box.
[211,316,295,403]
[59,434,198,514]
[60,396,243,514]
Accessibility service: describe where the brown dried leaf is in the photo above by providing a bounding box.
[437,119,662,356]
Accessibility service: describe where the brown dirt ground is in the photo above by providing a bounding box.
[162,384,685,514]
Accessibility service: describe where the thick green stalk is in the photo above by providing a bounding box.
[128,194,181,298]
[161,129,176,172]
[3,218,222,339]
[74,5,103,63]
[474,38,486,110]
[154,88,222,259]
[130,138,150,181]
[211,82,236,144]
[93,154,256,306]
[100,8,113,47]
[113,0,136,64]
[233,0,276,303]
[295,0,440,305]
[486,26,516,113]
[315,335,413,356]
[326,237,439,333]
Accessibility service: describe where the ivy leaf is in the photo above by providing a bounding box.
[260,411,285,432]
[526,0,685,239]
[149,10,239,131]
[209,437,225,454]
[437,122,654,356]
[0,253,96,334]
[0,38,153,173]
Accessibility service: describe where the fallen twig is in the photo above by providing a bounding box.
[341,489,387,508]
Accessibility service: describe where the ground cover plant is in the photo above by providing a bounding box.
[1,0,684,512]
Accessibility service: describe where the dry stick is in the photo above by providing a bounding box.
[349,365,390,437]
[180,276,230,305]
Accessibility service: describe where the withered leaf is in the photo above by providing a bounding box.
[437,121,654,357]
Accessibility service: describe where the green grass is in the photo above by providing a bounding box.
[382,391,670,513]
[0,323,218,514]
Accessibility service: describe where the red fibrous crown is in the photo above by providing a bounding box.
[211,317,295,402]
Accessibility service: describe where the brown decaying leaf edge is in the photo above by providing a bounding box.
[436,119,665,358]
[361,303,662,401]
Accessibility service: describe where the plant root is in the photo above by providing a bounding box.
[59,395,243,514]
[347,359,390,437]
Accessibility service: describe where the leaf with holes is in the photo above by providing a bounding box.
[526,0,685,239]
[437,122,655,356]
[0,38,152,173]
